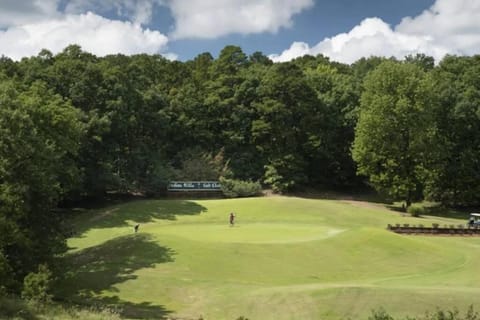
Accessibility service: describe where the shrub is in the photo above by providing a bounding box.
[263,156,307,193]
[143,160,174,196]
[0,295,121,320]
[407,204,425,217]
[369,306,478,320]
[0,252,13,294]
[369,307,394,320]
[21,264,53,303]
[432,223,439,228]
[423,306,478,320]
[220,178,262,198]
[173,148,232,181]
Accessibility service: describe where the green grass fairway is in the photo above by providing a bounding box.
[59,197,480,320]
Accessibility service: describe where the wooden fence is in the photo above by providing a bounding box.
[387,223,480,236]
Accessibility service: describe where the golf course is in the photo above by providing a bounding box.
[59,196,480,320]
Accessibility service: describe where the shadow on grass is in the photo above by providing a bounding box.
[386,203,475,220]
[385,205,408,214]
[289,188,391,204]
[422,206,473,220]
[67,199,207,237]
[0,297,39,320]
[57,233,175,319]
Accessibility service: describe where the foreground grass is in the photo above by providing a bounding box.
[58,197,480,319]
[0,296,121,320]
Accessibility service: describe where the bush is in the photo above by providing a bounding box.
[220,178,262,198]
[263,156,307,193]
[21,264,53,303]
[173,148,232,181]
[143,160,174,196]
[0,252,13,294]
[0,295,121,320]
[369,307,394,320]
[369,306,478,320]
[407,204,425,217]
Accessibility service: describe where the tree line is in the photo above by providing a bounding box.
[0,44,479,293]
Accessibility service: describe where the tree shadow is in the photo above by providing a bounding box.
[66,199,207,237]
[385,205,408,214]
[422,206,474,220]
[386,203,475,220]
[0,297,39,320]
[288,188,391,204]
[57,233,175,319]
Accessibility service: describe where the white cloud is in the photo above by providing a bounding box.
[396,0,480,56]
[270,0,480,64]
[64,0,164,25]
[0,0,61,28]
[168,0,314,39]
[0,12,169,60]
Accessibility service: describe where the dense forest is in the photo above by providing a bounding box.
[0,45,479,295]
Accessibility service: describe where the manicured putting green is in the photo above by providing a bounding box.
[61,197,480,320]
[154,223,345,243]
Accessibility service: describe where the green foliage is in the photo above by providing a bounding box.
[253,62,319,191]
[0,251,12,293]
[3,45,480,303]
[264,155,307,193]
[407,204,426,217]
[369,306,478,320]
[143,158,174,196]
[0,79,83,290]
[4,46,480,207]
[369,307,395,320]
[352,61,430,207]
[304,60,361,187]
[21,264,53,303]
[422,56,480,206]
[0,295,121,320]
[173,148,232,181]
[219,177,261,198]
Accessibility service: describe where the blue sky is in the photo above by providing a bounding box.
[164,0,435,60]
[0,0,479,63]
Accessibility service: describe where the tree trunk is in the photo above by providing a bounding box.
[406,190,412,209]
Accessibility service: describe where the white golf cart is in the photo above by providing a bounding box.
[468,213,480,227]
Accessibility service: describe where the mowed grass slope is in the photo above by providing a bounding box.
[60,197,480,320]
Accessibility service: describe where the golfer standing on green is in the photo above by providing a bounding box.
[229,212,235,226]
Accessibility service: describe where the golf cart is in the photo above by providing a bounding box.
[468,213,480,227]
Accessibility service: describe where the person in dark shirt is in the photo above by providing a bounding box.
[229,212,235,226]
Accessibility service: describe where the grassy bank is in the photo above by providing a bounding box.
[57,196,480,319]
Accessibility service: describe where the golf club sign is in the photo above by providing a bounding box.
[168,181,221,191]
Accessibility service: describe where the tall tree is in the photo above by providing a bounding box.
[424,55,480,206]
[305,59,360,187]
[253,62,322,192]
[0,79,83,290]
[352,61,430,207]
